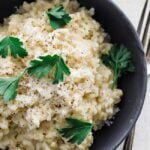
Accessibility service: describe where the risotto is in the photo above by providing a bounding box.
[0,0,123,149]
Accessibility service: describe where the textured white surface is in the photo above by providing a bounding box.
[112,0,150,150]
[113,0,146,29]
[133,79,150,150]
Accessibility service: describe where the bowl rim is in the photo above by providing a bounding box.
[102,1,147,149]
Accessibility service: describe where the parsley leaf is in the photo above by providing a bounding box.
[58,118,93,145]
[0,36,28,58]
[101,45,135,88]
[27,55,54,79]
[27,55,71,84]
[52,55,71,84]
[0,75,22,101]
[47,5,71,29]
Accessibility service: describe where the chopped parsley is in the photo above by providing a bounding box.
[0,75,22,101]
[47,5,72,29]
[27,55,71,84]
[101,45,135,88]
[58,118,93,145]
[0,36,28,58]
[0,54,71,101]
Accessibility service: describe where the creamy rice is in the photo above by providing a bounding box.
[0,0,122,149]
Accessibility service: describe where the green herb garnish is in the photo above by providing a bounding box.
[47,5,72,29]
[0,36,28,58]
[0,75,22,101]
[0,54,70,101]
[58,118,93,145]
[27,55,71,84]
[101,45,135,88]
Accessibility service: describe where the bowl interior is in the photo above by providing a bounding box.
[0,0,147,150]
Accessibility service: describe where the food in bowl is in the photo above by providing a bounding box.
[0,0,134,149]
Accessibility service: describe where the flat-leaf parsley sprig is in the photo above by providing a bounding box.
[58,118,93,145]
[47,5,72,29]
[0,36,28,58]
[0,54,70,101]
[0,74,23,101]
[27,55,71,84]
[101,45,135,88]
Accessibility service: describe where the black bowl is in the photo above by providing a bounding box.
[0,0,147,150]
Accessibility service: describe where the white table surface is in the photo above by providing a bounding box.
[112,0,150,149]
